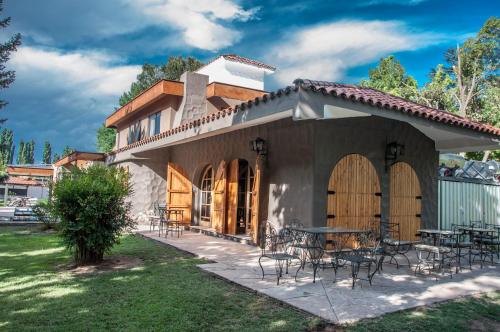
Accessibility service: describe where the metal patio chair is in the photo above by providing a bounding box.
[442,224,473,270]
[414,232,454,279]
[333,228,383,289]
[484,223,500,260]
[380,221,416,269]
[164,209,184,238]
[284,219,309,270]
[259,221,300,285]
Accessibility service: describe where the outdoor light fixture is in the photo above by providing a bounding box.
[385,141,405,171]
[250,137,267,155]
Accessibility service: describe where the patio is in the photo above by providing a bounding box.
[138,228,500,324]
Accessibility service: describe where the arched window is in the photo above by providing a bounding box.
[200,166,213,222]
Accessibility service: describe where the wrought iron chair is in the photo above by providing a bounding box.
[465,221,497,267]
[259,221,300,285]
[442,224,473,271]
[284,219,309,270]
[148,203,162,232]
[164,209,184,238]
[484,223,500,260]
[380,221,416,269]
[333,229,383,289]
[414,231,454,279]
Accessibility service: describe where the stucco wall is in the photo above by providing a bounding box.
[120,159,167,217]
[312,116,438,229]
[117,115,438,229]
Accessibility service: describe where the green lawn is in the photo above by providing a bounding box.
[1,226,499,332]
[0,226,321,332]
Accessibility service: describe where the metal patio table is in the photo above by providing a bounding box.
[418,229,462,273]
[158,207,184,237]
[457,226,497,268]
[290,226,370,283]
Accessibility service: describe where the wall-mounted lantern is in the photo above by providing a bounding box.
[250,137,267,156]
[385,141,404,171]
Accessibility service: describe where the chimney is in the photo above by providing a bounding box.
[172,72,209,127]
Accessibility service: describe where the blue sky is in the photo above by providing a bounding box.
[1,0,498,162]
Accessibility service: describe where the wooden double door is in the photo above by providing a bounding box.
[326,155,421,241]
[166,158,262,243]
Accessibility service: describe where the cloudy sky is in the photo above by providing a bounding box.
[1,0,498,162]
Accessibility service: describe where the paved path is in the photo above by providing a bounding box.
[138,229,500,324]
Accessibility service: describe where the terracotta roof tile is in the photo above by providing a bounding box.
[109,79,500,155]
[4,176,43,186]
[295,79,500,136]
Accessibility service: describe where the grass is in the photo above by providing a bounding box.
[347,292,500,332]
[0,226,499,332]
[0,226,321,332]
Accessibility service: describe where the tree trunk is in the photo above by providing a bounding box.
[75,244,104,265]
[482,151,491,162]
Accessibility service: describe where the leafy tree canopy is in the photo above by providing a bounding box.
[0,0,22,117]
[360,55,419,101]
[42,141,51,164]
[119,56,204,107]
[62,146,74,158]
[96,124,116,153]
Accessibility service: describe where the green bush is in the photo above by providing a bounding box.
[51,164,134,265]
[32,200,58,230]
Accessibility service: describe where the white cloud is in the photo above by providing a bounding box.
[359,0,427,5]
[4,46,141,155]
[268,20,444,85]
[10,46,141,99]
[131,0,259,51]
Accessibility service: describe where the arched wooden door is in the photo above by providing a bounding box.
[390,162,421,241]
[212,161,227,233]
[226,159,254,236]
[250,157,262,243]
[327,154,381,234]
[166,163,192,225]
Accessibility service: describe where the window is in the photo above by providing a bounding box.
[149,112,161,137]
[200,167,213,222]
[127,121,143,144]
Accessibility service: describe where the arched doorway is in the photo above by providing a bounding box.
[227,159,254,235]
[166,163,192,225]
[390,162,421,241]
[199,166,213,228]
[327,154,381,233]
[212,161,227,233]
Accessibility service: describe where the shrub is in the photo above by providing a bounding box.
[32,200,58,230]
[51,165,134,265]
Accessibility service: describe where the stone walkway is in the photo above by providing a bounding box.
[138,229,500,324]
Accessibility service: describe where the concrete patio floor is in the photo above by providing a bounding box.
[138,229,500,324]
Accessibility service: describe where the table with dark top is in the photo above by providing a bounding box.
[290,227,370,283]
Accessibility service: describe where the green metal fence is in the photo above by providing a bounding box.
[438,178,500,229]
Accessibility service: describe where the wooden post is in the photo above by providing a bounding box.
[3,184,8,205]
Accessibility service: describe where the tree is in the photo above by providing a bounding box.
[25,139,34,164]
[96,124,116,153]
[119,56,204,106]
[62,146,74,158]
[418,65,456,111]
[16,140,25,164]
[360,56,419,101]
[0,0,22,119]
[0,128,14,165]
[52,153,60,163]
[51,165,134,264]
[42,141,51,164]
[445,17,499,119]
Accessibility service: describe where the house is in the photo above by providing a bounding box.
[6,164,53,184]
[1,164,54,200]
[53,151,106,181]
[105,54,500,244]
